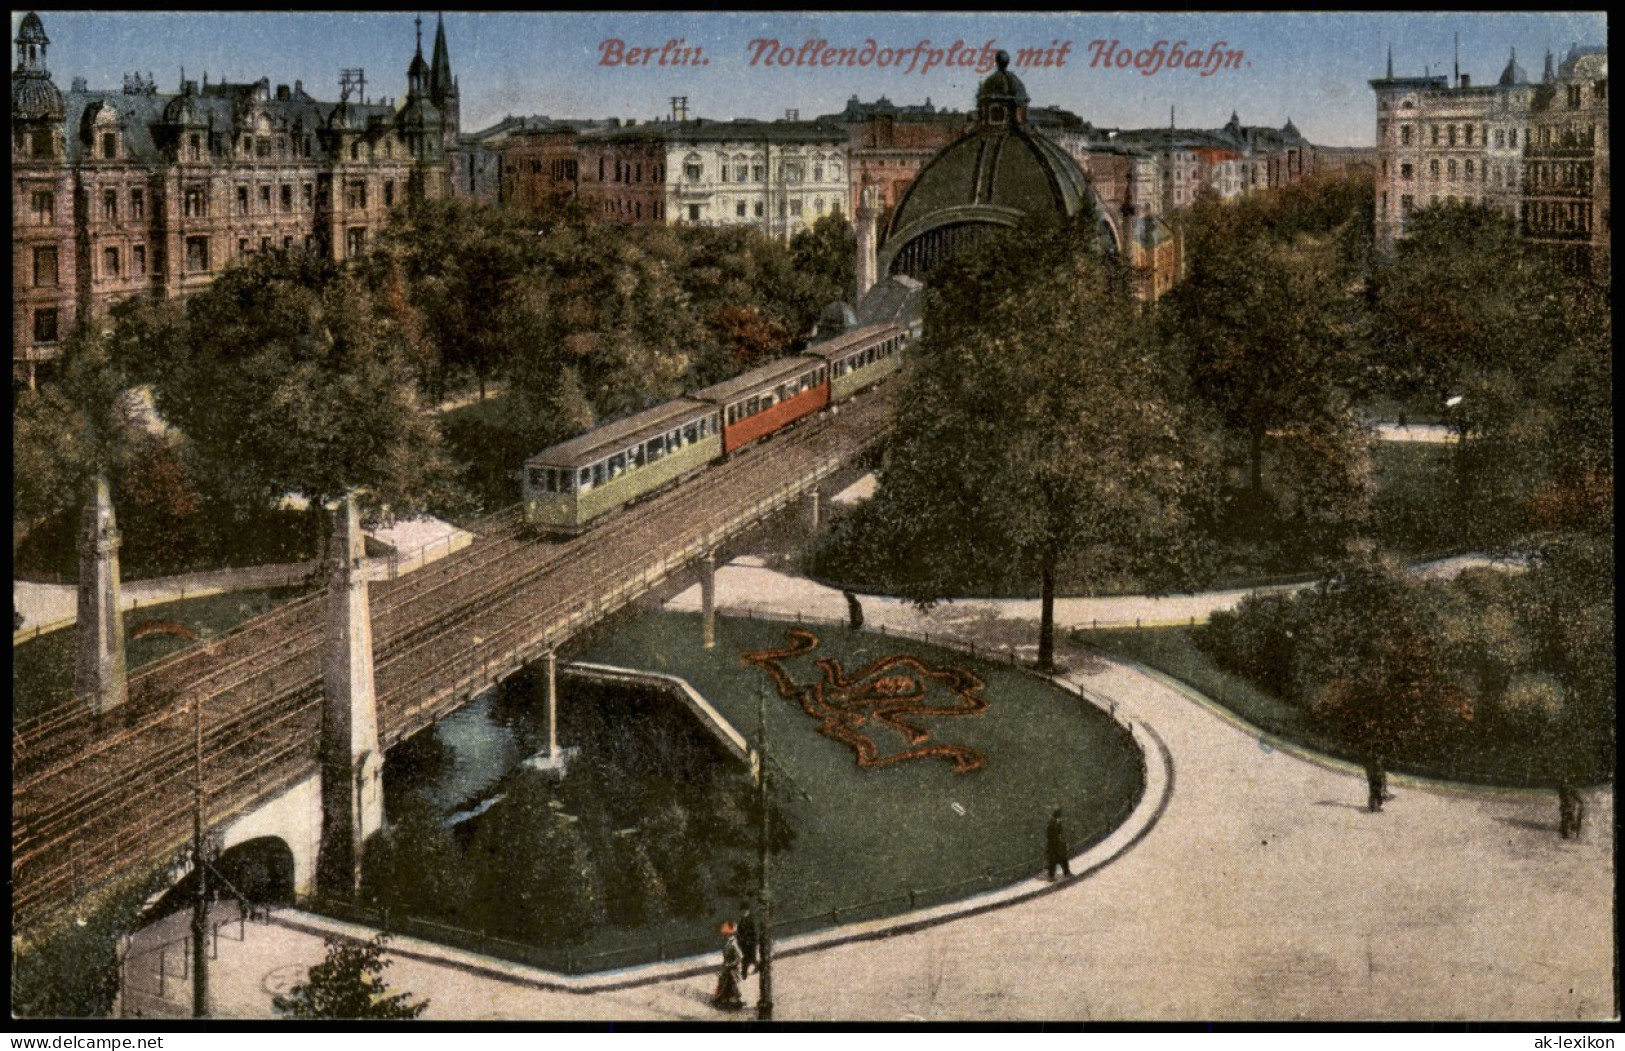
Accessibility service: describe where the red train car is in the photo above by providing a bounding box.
[694,355,830,455]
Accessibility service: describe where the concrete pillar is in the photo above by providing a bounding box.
[855,182,879,304]
[317,493,382,898]
[804,489,821,535]
[700,551,717,650]
[74,474,127,715]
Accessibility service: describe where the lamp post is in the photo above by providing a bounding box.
[756,687,774,1021]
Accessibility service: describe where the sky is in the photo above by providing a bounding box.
[16,11,1608,147]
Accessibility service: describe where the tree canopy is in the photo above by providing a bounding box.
[853,213,1211,668]
[272,933,429,1019]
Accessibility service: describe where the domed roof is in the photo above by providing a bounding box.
[1499,48,1528,86]
[16,11,48,45]
[879,54,1114,281]
[976,51,1030,108]
[12,73,63,120]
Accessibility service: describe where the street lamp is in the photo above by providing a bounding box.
[756,687,774,1021]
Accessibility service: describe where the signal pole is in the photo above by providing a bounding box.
[190,688,208,1017]
[756,687,774,1021]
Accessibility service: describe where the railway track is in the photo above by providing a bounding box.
[11,386,893,933]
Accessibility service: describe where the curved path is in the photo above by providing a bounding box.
[130,558,1612,1021]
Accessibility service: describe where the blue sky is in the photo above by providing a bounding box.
[17,11,1607,146]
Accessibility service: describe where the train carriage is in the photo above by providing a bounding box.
[803,322,909,403]
[523,397,722,532]
[692,354,830,456]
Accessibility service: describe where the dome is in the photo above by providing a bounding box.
[12,73,63,120]
[880,55,1110,281]
[1498,48,1528,86]
[975,51,1029,111]
[16,11,48,45]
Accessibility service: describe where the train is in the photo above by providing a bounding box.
[522,321,909,533]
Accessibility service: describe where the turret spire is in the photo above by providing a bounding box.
[1386,43,1393,78]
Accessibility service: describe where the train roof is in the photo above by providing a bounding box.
[690,354,824,406]
[800,322,909,363]
[526,397,715,469]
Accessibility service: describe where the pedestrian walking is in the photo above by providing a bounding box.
[736,906,759,978]
[843,589,864,630]
[711,921,745,1011]
[1046,806,1072,880]
[1365,756,1388,813]
[1558,781,1585,839]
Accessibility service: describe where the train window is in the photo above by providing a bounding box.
[578,467,591,491]
[684,422,698,443]
[528,467,544,490]
[560,471,574,493]
[747,396,760,416]
[632,445,645,467]
[609,453,625,478]
[593,463,605,487]
[647,438,663,463]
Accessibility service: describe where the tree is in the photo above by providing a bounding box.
[139,250,453,518]
[790,209,858,306]
[272,933,429,1019]
[466,770,604,944]
[862,214,1209,670]
[361,796,474,925]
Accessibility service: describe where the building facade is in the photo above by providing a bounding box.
[11,12,456,386]
[1370,42,1607,272]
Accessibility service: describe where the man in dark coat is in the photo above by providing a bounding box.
[736,905,759,977]
[1558,782,1585,839]
[1046,807,1072,880]
[843,589,864,630]
[1365,756,1388,813]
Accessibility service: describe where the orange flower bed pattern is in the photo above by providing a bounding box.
[741,628,990,774]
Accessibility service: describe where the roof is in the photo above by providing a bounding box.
[856,274,924,329]
[691,354,824,406]
[585,118,847,146]
[17,11,47,44]
[526,398,715,468]
[802,323,908,363]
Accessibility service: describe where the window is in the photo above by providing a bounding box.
[237,185,249,215]
[258,184,271,213]
[1401,125,1412,146]
[101,132,116,159]
[1596,80,1607,101]
[131,188,145,221]
[351,141,361,161]
[186,236,209,272]
[1447,125,1456,146]
[239,238,250,256]
[33,308,59,345]
[1447,159,1457,181]
[33,246,58,287]
[754,201,764,218]
[685,162,703,182]
[102,190,117,221]
[188,133,202,161]
[1495,129,1505,148]
[261,237,272,252]
[133,244,146,275]
[1509,129,1517,148]
[32,128,53,158]
[103,246,120,277]
[283,236,293,250]
[1464,125,1474,146]
[281,184,292,212]
[184,185,207,218]
[347,181,367,209]
[736,201,747,218]
[384,180,395,207]
[31,190,55,224]
[753,164,764,181]
[1400,195,1414,216]
[384,140,393,159]
[346,226,367,257]
[1567,84,1582,108]
[1430,125,1440,145]
[790,198,803,217]
[688,204,701,222]
[813,164,823,182]
[303,183,314,209]
[1430,159,1440,179]
[1465,160,1474,179]
[1401,162,1414,181]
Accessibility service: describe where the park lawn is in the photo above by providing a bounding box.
[1073,625,1591,787]
[11,587,307,724]
[575,612,1145,942]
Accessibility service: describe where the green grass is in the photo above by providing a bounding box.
[576,614,1143,933]
[11,587,307,724]
[1073,624,1605,788]
[355,610,1147,973]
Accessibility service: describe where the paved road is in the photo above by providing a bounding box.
[122,556,1613,1022]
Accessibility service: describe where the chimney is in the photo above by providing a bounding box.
[294,79,304,97]
[1460,74,1471,88]
[277,84,290,100]
[72,76,87,92]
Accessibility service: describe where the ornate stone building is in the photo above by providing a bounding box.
[11,12,457,387]
[1370,41,1607,273]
